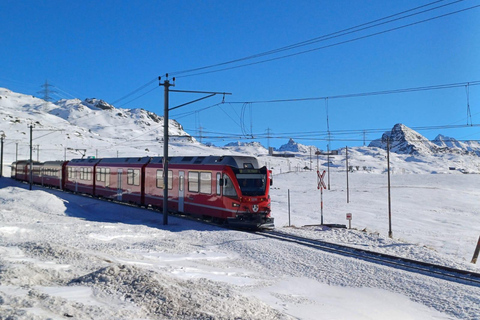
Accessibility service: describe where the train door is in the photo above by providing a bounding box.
[117,169,122,201]
[74,168,78,193]
[178,171,185,213]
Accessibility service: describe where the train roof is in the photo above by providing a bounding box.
[43,161,67,166]
[150,155,260,169]
[66,155,261,169]
[69,158,101,165]
[12,160,42,165]
[97,157,151,165]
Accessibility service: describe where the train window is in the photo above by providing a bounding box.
[236,173,266,196]
[223,174,237,197]
[216,173,221,195]
[156,170,173,189]
[87,168,92,181]
[200,172,211,194]
[96,168,101,181]
[156,170,162,188]
[188,171,199,193]
[127,169,140,185]
[179,175,184,192]
[127,169,134,185]
[105,169,110,187]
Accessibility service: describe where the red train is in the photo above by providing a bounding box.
[11,155,274,229]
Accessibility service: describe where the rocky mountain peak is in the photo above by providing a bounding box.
[83,98,115,110]
[369,123,476,155]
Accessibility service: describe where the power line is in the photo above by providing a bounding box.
[168,1,478,78]
[226,80,480,104]
[110,77,158,106]
[168,0,452,77]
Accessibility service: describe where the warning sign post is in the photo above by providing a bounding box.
[317,170,326,225]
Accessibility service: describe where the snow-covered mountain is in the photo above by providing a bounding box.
[223,141,268,156]
[2,87,480,175]
[276,138,320,154]
[369,123,474,156]
[433,134,480,155]
[0,87,195,160]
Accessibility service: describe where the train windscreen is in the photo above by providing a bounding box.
[236,173,266,196]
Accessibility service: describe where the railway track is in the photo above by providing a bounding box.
[254,229,480,288]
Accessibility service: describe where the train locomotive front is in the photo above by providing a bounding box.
[220,158,274,229]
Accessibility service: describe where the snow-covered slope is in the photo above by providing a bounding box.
[224,141,269,156]
[0,88,197,160]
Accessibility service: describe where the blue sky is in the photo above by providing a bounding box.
[1,0,479,150]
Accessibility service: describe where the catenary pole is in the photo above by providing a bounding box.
[346,146,349,203]
[0,132,5,177]
[387,137,392,238]
[159,75,231,226]
[160,78,173,226]
[29,124,33,190]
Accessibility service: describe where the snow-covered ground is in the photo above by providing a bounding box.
[1,169,479,319]
[1,87,480,319]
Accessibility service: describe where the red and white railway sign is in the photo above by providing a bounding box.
[317,170,326,190]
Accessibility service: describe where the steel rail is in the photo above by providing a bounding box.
[253,230,480,288]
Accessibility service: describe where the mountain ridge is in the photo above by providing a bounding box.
[369,123,480,156]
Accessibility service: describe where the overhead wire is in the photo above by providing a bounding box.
[226,80,480,104]
[168,1,478,78]
[167,0,451,77]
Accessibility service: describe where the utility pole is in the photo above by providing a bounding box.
[346,146,349,203]
[266,127,272,150]
[159,75,231,225]
[198,126,204,143]
[29,124,34,190]
[386,137,393,238]
[0,132,5,177]
[327,143,331,190]
[309,147,312,171]
[160,77,173,226]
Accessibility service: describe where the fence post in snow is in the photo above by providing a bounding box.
[472,236,480,264]
[288,189,291,227]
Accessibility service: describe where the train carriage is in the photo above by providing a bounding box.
[31,162,44,185]
[40,161,68,189]
[95,157,150,203]
[11,160,40,182]
[64,158,101,194]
